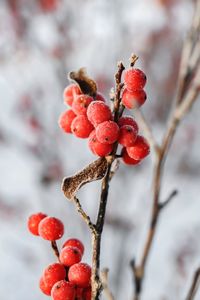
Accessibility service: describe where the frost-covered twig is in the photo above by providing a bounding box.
[134,108,159,154]
[131,1,200,299]
[185,267,200,300]
[91,62,125,300]
[101,268,115,300]
[73,196,96,234]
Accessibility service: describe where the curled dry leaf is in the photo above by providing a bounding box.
[69,68,97,97]
[62,158,108,200]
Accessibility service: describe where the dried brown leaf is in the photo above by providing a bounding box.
[62,158,108,200]
[69,68,97,96]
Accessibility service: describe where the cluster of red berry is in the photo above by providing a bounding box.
[58,67,150,165]
[27,213,91,300]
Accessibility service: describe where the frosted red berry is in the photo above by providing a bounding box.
[118,116,138,132]
[83,287,92,300]
[122,89,147,109]
[126,135,150,160]
[28,212,47,236]
[96,121,119,144]
[95,92,106,102]
[63,84,82,107]
[88,130,113,157]
[124,68,146,91]
[38,216,64,241]
[118,125,138,147]
[71,115,94,138]
[60,246,82,267]
[39,276,52,295]
[68,263,91,288]
[62,238,84,255]
[58,110,76,133]
[121,148,141,165]
[87,101,112,127]
[72,95,93,115]
[43,263,66,290]
[51,280,75,300]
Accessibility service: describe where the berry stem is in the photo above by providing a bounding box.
[51,240,60,262]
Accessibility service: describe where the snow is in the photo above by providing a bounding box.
[0,0,200,299]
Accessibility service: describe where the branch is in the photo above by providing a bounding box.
[176,0,200,105]
[131,1,200,298]
[185,267,200,300]
[134,108,160,154]
[159,189,178,210]
[73,196,96,234]
[101,268,115,300]
[91,61,125,300]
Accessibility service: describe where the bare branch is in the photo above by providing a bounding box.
[73,196,96,234]
[101,268,115,300]
[91,61,126,300]
[159,189,178,210]
[134,108,160,154]
[176,0,200,105]
[186,267,200,300]
[131,1,200,299]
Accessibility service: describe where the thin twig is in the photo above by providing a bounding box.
[73,196,96,234]
[101,268,115,300]
[134,108,160,154]
[159,189,178,210]
[131,1,200,299]
[186,267,200,300]
[176,0,200,105]
[91,61,125,300]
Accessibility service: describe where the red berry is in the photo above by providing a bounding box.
[88,130,113,157]
[27,212,47,236]
[60,246,82,267]
[51,280,75,300]
[87,101,112,127]
[122,89,147,109]
[72,95,93,115]
[71,115,94,138]
[96,121,119,144]
[58,110,76,133]
[68,263,91,288]
[126,135,150,160]
[95,93,106,102]
[83,287,92,300]
[63,84,82,107]
[118,116,138,132]
[62,238,84,255]
[43,263,66,290]
[121,148,141,165]
[38,216,64,241]
[124,68,146,91]
[118,125,138,147]
[39,276,52,295]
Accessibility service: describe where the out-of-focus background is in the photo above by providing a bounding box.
[0,0,200,299]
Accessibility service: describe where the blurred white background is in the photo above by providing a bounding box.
[0,0,200,299]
